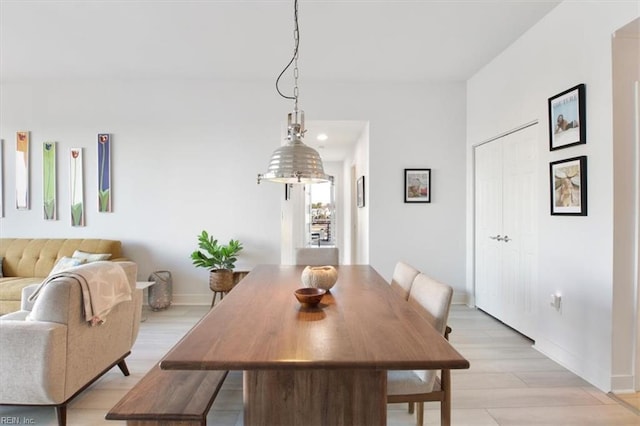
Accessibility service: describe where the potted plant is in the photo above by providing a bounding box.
[190,230,243,293]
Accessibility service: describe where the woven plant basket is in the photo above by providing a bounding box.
[209,269,234,292]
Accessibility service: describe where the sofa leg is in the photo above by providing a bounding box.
[56,405,66,426]
[117,359,130,376]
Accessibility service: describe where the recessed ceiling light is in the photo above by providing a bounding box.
[317,133,328,141]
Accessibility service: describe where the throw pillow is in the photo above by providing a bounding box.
[27,257,86,322]
[72,250,112,262]
[50,256,86,275]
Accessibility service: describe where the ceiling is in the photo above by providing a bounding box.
[0,0,562,159]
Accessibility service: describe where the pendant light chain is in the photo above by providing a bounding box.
[293,37,299,111]
[292,0,300,112]
[275,0,300,104]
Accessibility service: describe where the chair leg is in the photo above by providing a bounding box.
[416,401,424,426]
[408,401,414,414]
[117,359,130,376]
[55,405,67,426]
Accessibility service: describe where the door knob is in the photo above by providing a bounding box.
[489,235,503,241]
[503,235,511,242]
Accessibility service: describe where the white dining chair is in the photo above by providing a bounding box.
[295,247,339,266]
[389,261,420,300]
[387,273,454,426]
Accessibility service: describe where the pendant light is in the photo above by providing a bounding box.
[257,0,329,184]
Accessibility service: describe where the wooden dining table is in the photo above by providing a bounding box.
[160,264,469,426]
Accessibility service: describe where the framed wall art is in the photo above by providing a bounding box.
[357,176,365,208]
[97,133,112,212]
[16,131,29,210]
[404,168,431,203]
[70,148,85,226]
[284,183,291,201]
[548,83,586,151]
[43,142,57,220]
[550,156,587,216]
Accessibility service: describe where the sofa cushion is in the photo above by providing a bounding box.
[0,257,3,278]
[0,239,122,278]
[0,277,43,300]
[0,277,44,315]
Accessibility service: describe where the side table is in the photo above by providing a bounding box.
[136,281,155,321]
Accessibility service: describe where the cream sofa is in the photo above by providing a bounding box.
[0,238,125,315]
[0,260,142,426]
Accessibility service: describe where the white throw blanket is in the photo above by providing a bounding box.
[28,261,132,325]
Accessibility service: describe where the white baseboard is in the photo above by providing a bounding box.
[534,336,611,392]
[452,291,468,305]
[171,293,213,306]
[611,374,636,393]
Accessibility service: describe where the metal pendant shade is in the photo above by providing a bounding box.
[257,0,329,185]
[258,112,329,184]
[259,140,329,184]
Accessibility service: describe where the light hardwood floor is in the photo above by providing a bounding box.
[612,392,640,415]
[1,304,638,425]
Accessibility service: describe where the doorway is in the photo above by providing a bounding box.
[305,180,336,248]
[612,17,640,395]
[279,120,368,265]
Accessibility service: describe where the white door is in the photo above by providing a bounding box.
[474,140,504,318]
[474,124,538,338]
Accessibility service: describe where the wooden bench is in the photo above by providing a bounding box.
[106,364,228,426]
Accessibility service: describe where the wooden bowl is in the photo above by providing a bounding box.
[294,287,326,307]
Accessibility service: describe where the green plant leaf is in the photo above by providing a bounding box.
[190,232,243,270]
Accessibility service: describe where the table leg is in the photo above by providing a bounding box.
[243,369,386,426]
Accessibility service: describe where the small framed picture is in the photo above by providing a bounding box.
[550,156,587,216]
[284,183,291,201]
[548,84,586,151]
[404,169,431,203]
[357,176,365,208]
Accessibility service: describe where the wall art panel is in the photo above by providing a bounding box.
[70,148,84,226]
[98,133,112,212]
[16,131,29,210]
[43,142,57,220]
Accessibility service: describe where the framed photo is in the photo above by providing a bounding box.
[284,183,291,201]
[548,83,586,151]
[550,156,587,216]
[357,176,365,208]
[404,169,431,203]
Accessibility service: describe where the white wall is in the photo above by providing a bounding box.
[323,161,345,263]
[368,83,467,298]
[466,1,639,391]
[1,79,468,303]
[351,126,370,265]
